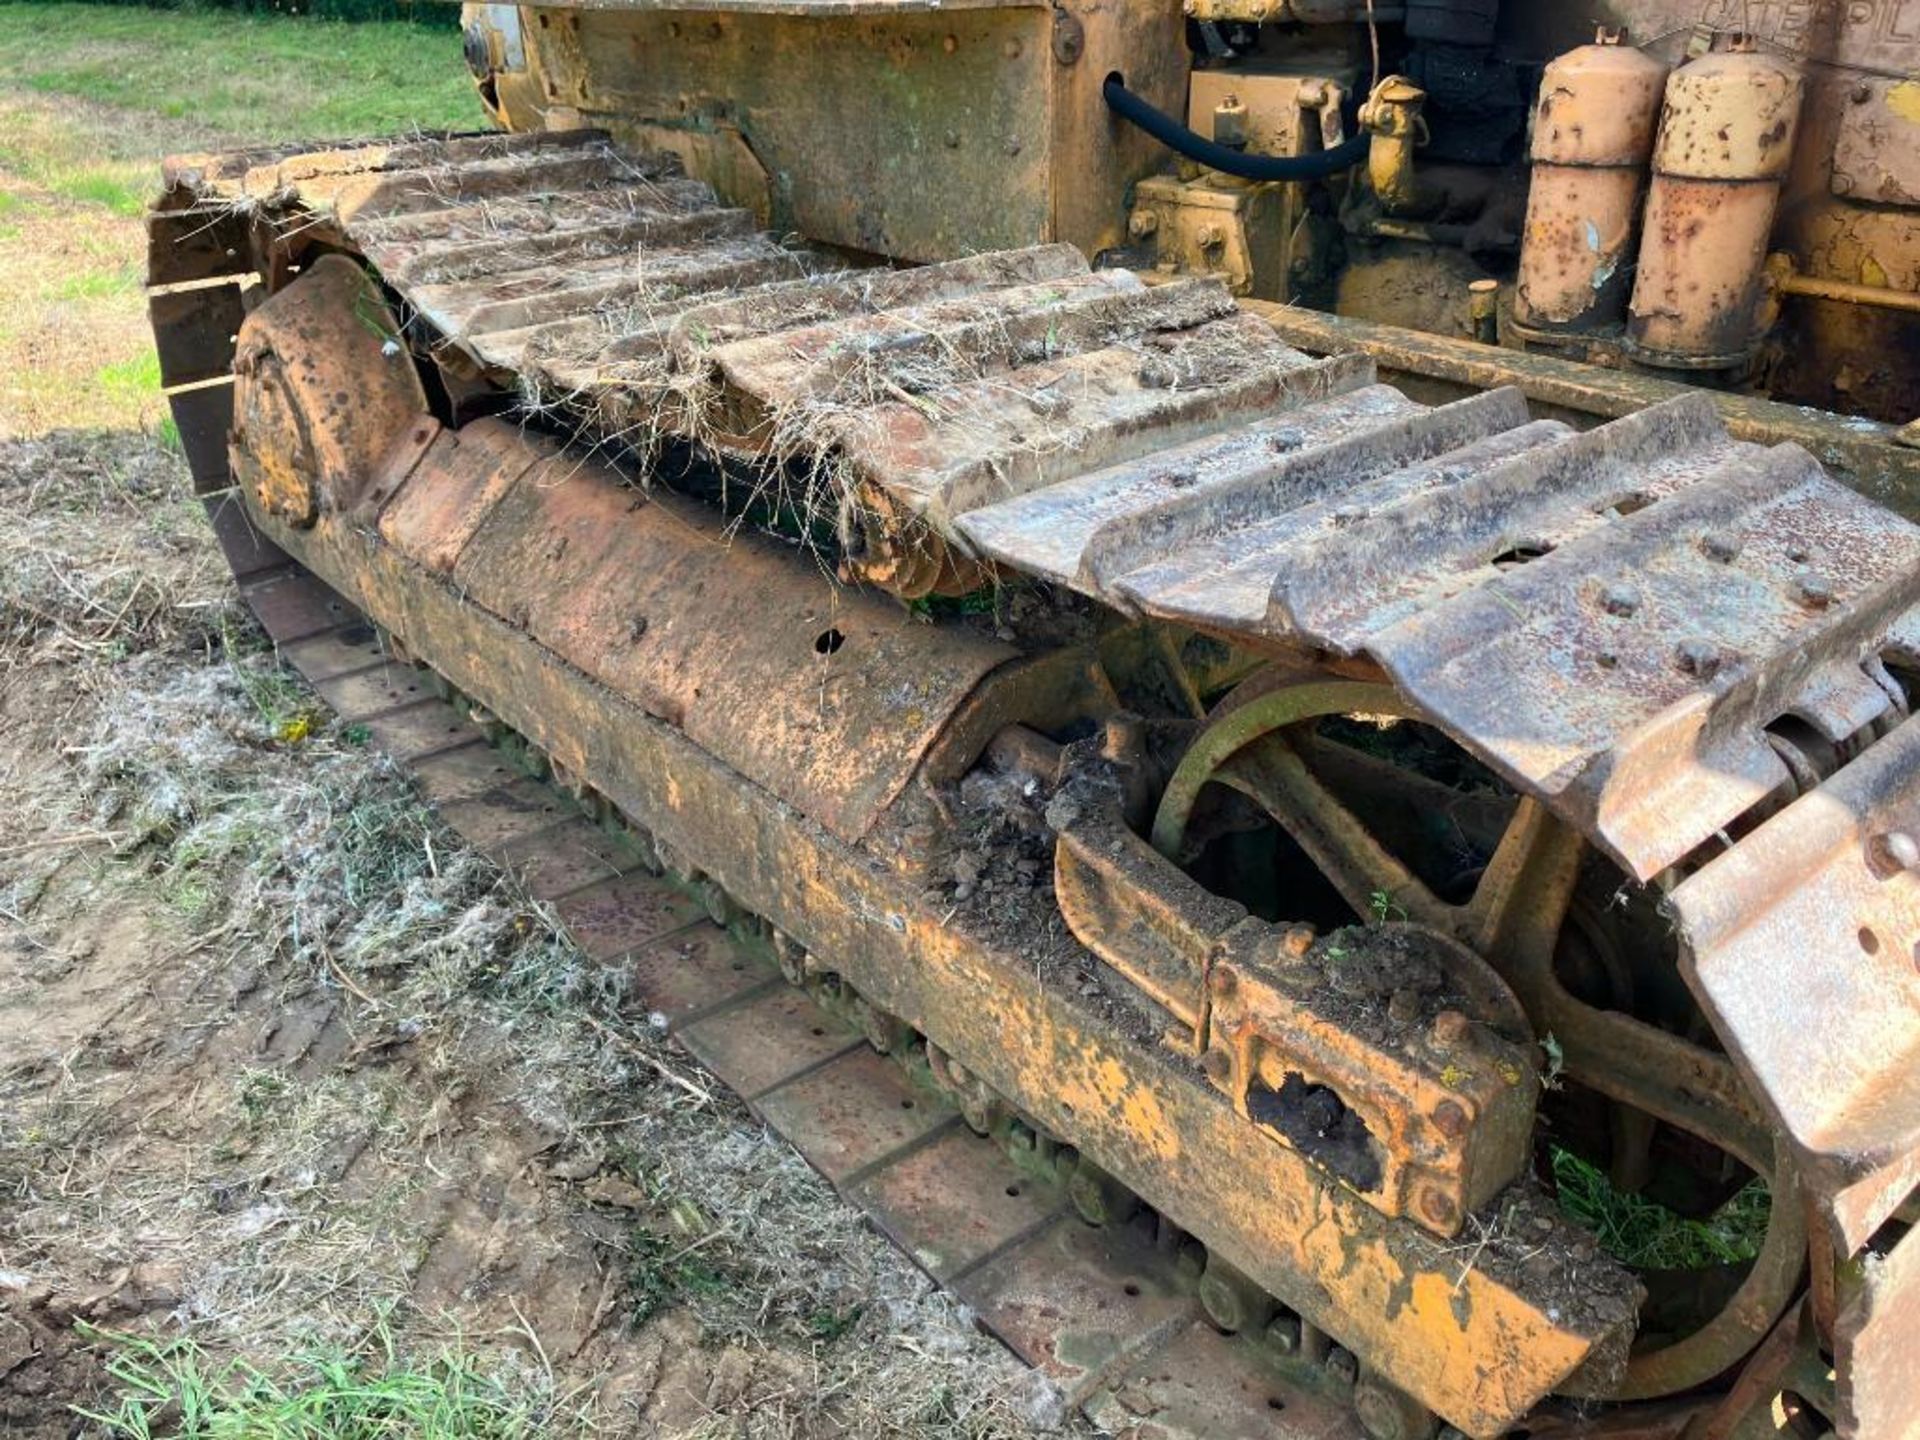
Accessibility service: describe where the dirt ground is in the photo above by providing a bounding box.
[0,32,1049,1439]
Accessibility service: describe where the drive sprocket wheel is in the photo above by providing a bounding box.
[1149,673,1807,1402]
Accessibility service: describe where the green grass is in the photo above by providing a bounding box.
[95,351,163,406]
[76,1324,554,1440]
[54,264,139,299]
[1552,1146,1772,1271]
[0,3,481,144]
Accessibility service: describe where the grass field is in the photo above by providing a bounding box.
[0,1,480,437]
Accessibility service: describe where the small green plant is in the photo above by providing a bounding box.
[74,1323,551,1440]
[803,1303,865,1344]
[625,1227,739,1326]
[1538,1032,1565,1091]
[1550,1145,1771,1270]
[1367,888,1407,924]
[235,1069,291,1125]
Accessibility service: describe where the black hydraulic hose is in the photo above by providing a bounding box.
[1102,74,1369,182]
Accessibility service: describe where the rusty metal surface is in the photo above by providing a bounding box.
[155,133,1347,598]
[238,572,354,644]
[1834,1222,1920,1440]
[239,484,1644,1436]
[1085,1322,1367,1440]
[678,984,863,1099]
[551,873,708,963]
[430,438,1018,845]
[961,385,1920,885]
[1236,299,1920,515]
[1627,45,1805,369]
[751,1048,954,1183]
[1673,713,1920,1254]
[229,254,428,528]
[851,1126,1062,1281]
[278,623,391,682]
[358,701,485,763]
[952,1214,1196,1403]
[492,819,643,901]
[1513,35,1667,334]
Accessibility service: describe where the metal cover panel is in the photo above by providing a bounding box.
[1832,78,1920,207]
[441,447,1017,843]
[555,7,1055,262]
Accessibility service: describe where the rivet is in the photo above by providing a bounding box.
[942,33,958,54]
[1795,571,1835,609]
[1702,531,1742,562]
[943,129,961,149]
[1675,639,1721,679]
[1432,1100,1468,1138]
[1387,989,1420,1024]
[1200,1048,1231,1082]
[1005,136,1023,156]
[1003,37,1022,58]
[1600,582,1639,617]
[1210,965,1239,997]
[1279,925,1316,960]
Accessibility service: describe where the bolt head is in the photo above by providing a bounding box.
[1796,571,1835,609]
[1419,1187,1459,1228]
[1600,583,1640,617]
[1869,830,1920,877]
[1280,924,1316,960]
[1210,965,1239,998]
[1264,1313,1301,1354]
[1326,1346,1359,1387]
[1200,1047,1232,1083]
[1675,639,1722,680]
[1430,1009,1472,1050]
[1701,531,1742,563]
[1387,989,1420,1024]
[1197,223,1226,249]
[1128,210,1158,239]
[1431,1099,1469,1138]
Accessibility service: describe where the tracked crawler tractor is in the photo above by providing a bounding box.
[146,2,1920,1436]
